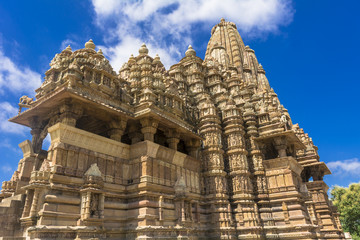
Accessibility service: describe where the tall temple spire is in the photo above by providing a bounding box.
[205,18,246,68]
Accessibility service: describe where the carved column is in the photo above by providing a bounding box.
[198,98,235,239]
[140,117,158,142]
[243,102,272,233]
[30,116,43,154]
[223,100,260,237]
[166,129,180,150]
[22,189,34,218]
[108,118,127,142]
[59,100,83,127]
[186,138,201,158]
[29,188,40,217]
[159,196,164,221]
[99,193,105,219]
[273,136,287,158]
[128,123,143,144]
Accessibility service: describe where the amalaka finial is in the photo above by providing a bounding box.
[220,18,225,23]
[185,45,196,57]
[85,39,96,50]
[153,54,161,63]
[139,43,149,55]
[62,45,72,54]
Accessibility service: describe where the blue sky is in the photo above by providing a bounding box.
[0,0,359,191]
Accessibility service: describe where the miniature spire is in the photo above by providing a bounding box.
[258,63,265,74]
[153,54,161,64]
[62,45,72,54]
[139,43,149,55]
[84,163,102,177]
[97,48,103,55]
[85,39,96,50]
[185,45,196,57]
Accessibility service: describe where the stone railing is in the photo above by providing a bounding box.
[1,181,16,193]
[30,171,50,184]
[48,123,130,159]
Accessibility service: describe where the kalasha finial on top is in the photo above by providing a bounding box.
[85,39,96,50]
[139,43,149,55]
[62,45,72,54]
[185,45,196,57]
[153,54,161,64]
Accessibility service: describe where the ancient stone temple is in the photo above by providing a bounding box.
[0,19,345,239]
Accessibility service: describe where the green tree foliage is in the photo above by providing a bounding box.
[331,183,360,240]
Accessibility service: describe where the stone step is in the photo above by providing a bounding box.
[0,194,23,207]
[0,238,26,240]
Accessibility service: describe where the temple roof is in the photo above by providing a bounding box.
[205,18,246,68]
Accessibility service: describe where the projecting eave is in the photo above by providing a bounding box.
[302,161,332,176]
[255,130,306,150]
[134,103,202,141]
[9,87,134,127]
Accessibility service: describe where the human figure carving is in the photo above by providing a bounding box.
[90,194,99,217]
[280,114,289,130]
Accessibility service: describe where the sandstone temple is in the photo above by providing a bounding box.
[0,19,345,239]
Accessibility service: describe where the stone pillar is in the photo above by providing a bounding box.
[198,98,235,238]
[159,196,164,221]
[99,193,105,219]
[140,155,153,183]
[59,100,83,127]
[242,102,271,235]
[108,118,127,142]
[140,118,158,142]
[181,200,186,222]
[274,136,288,158]
[128,123,143,144]
[22,189,34,218]
[185,138,201,158]
[166,129,180,150]
[29,188,40,217]
[30,116,43,154]
[85,192,91,219]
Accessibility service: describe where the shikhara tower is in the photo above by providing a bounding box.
[0,19,344,239]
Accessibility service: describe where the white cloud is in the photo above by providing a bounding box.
[60,39,79,51]
[99,35,179,70]
[327,158,360,176]
[91,0,294,70]
[1,164,13,174]
[0,48,42,96]
[0,101,26,134]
